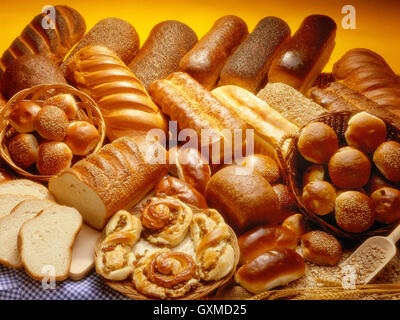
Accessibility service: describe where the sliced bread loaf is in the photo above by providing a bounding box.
[0,180,55,201]
[0,194,38,219]
[19,205,82,281]
[0,199,55,268]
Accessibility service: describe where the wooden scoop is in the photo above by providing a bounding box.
[341,224,400,285]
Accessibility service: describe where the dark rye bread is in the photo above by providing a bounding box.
[218,17,291,93]
[129,20,198,89]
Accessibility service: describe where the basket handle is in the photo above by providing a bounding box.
[277,134,298,185]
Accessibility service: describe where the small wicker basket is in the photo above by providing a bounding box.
[0,84,106,182]
[278,111,400,240]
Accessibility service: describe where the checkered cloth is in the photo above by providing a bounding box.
[0,264,130,300]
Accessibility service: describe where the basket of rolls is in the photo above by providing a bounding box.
[279,111,400,240]
[0,84,106,181]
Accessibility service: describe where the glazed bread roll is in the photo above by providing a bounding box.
[36,142,73,175]
[0,5,85,78]
[241,154,280,183]
[234,248,305,293]
[129,20,198,89]
[66,45,167,141]
[272,184,298,218]
[301,231,342,266]
[373,141,400,183]
[219,17,291,93]
[238,225,298,265]
[302,181,336,216]
[64,121,100,156]
[268,15,337,93]
[49,136,168,230]
[282,214,306,241]
[205,165,280,233]
[35,105,69,141]
[9,101,41,133]
[43,94,79,120]
[302,164,325,187]
[148,73,248,163]
[179,16,248,89]
[8,134,38,169]
[371,187,400,224]
[365,171,394,196]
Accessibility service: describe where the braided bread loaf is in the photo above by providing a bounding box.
[66,45,167,141]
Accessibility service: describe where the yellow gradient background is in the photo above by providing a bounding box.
[0,0,399,72]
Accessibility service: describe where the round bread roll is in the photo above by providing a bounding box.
[36,142,72,175]
[272,184,297,219]
[373,141,400,183]
[365,171,393,196]
[371,187,400,224]
[238,225,298,265]
[64,121,100,156]
[9,101,41,133]
[328,146,371,188]
[345,112,387,153]
[44,94,79,120]
[241,154,280,183]
[8,133,38,169]
[0,168,12,184]
[35,105,69,141]
[302,164,325,188]
[302,181,336,215]
[301,230,342,266]
[297,122,338,164]
[205,165,280,234]
[282,213,306,241]
[335,191,375,233]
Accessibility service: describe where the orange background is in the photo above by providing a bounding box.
[0,0,399,72]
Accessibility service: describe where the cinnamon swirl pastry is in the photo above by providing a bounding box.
[190,209,235,281]
[141,196,193,247]
[132,249,199,299]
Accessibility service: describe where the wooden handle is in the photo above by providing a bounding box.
[276,134,298,185]
[388,223,400,243]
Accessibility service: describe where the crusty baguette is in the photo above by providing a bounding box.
[49,136,168,230]
[0,199,54,268]
[0,194,38,219]
[19,205,82,281]
[0,179,54,201]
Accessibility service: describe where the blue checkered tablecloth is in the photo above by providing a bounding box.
[0,264,130,300]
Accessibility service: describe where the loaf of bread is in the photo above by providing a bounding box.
[66,45,167,141]
[129,20,198,89]
[268,15,336,94]
[179,16,248,89]
[49,136,168,230]
[219,17,291,93]
[0,195,37,219]
[0,179,54,201]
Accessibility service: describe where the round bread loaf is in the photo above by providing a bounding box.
[8,133,38,169]
[35,106,69,141]
[43,94,79,120]
[9,101,41,133]
[371,187,400,224]
[64,121,100,156]
[37,142,72,175]
[302,181,336,215]
[373,141,400,183]
[241,154,280,183]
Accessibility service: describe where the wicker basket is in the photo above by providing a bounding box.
[278,111,400,240]
[0,84,106,182]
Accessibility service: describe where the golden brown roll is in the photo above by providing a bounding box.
[234,248,305,293]
[36,141,73,175]
[329,147,371,188]
[373,141,400,183]
[241,154,280,183]
[8,133,38,169]
[301,230,342,266]
[282,213,306,242]
[64,121,100,156]
[365,171,394,196]
[66,45,167,141]
[272,184,298,219]
[35,105,69,141]
[371,187,400,224]
[268,15,337,94]
[345,112,387,153]
[179,16,248,89]
[218,17,291,93]
[43,94,79,120]
[205,165,280,234]
[154,176,208,209]
[302,181,336,216]
[297,122,338,164]
[9,101,41,133]
[302,164,325,188]
[238,225,298,265]
[335,191,375,233]
[129,20,198,89]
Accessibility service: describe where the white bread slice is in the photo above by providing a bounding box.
[19,205,82,281]
[0,194,38,219]
[0,179,55,201]
[0,199,55,268]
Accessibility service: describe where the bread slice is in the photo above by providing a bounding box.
[19,205,82,281]
[0,199,55,268]
[0,179,55,201]
[0,194,39,219]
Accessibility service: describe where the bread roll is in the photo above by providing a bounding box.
[35,105,69,141]
[64,121,100,156]
[234,248,305,293]
[37,142,72,175]
[297,122,338,164]
[205,165,280,234]
[9,101,41,133]
[272,184,297,218]
[66,45,167,141]
[49,136,168,230]
[282,213,306,241]
[373,141,400,183]
[179,16,248,89]
[268,15,337,93]
[301,231,342,266]
[8,133,38,169]
[365,171,394,196]
[129,20,198,89]
[238,225,298,265]
[302,164,325,187]
[241,154,280,183]
[302,181,336,216]
[43,94,79,120]
[329,147,371,188]
[371,187,400,224]
[218,17,291,93]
